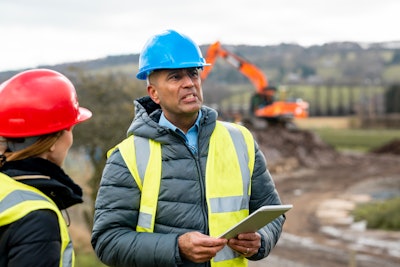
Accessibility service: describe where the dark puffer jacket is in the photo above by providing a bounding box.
[91,96,285,267]
[0,158,83,267]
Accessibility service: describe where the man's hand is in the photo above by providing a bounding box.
[178,232,227,263]
[227,232,261,257]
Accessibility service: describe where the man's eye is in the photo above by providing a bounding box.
[167,72,180,80]
[189,70,199,77]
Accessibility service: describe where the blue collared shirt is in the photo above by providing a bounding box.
[159,111,202,154]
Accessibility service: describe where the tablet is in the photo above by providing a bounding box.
[218,204,293,239]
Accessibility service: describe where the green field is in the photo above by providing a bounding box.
[312,128,400,152]
[295,116,400,152]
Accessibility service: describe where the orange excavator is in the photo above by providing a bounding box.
[201,41,309,128]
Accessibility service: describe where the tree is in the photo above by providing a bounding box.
[385,84,400,113]
[67,69,145,224]
[298,64,316,79]
[390,50,400,65]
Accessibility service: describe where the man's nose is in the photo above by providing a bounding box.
[182,73,195,87]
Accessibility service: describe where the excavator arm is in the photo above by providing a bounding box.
[201,41,309,125]
[201,41,269,94]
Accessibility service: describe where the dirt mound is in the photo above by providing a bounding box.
[370,138,400,155]
[247,125,339,173]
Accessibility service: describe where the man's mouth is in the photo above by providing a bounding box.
[183,94,196,101]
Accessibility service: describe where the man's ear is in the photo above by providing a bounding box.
[148,85,160,104]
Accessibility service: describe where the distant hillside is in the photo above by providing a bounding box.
[198,41,400,86]
[0,54,139,82]
[1,41,400,86]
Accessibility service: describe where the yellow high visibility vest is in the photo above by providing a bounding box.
[0,173,75,267]
[109,121,255,267]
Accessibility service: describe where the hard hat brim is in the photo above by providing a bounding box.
[136,63,211,80]
[76,107,92,124]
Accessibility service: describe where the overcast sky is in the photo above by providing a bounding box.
[0,0,398,72]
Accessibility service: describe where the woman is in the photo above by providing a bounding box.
[0,69,92,267]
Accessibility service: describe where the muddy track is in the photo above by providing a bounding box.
[248,126,400,267]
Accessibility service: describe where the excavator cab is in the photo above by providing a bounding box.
[250,87,276,113]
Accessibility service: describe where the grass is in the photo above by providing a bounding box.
[352,197,400,231]
[293,116,400,152]
[75,252,107,267]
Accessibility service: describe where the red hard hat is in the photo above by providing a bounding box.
[0,69,92,138]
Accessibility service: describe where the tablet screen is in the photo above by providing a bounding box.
[218,204,293,239]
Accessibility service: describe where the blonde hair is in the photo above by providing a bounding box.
[1,131,64,166]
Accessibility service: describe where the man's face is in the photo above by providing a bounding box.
[147,68,203,122]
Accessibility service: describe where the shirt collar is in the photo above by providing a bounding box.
[159,110,202,134]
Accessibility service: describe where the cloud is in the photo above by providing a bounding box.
[0,0,399,72]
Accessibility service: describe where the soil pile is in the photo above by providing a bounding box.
[247,125,339,173]
[370,138,400,155]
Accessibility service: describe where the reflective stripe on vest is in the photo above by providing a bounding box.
[110,121,255,266]
[0,173,75,267]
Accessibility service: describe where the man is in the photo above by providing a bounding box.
[91,29,285,267]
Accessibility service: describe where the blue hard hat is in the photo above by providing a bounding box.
[136,29,210,80]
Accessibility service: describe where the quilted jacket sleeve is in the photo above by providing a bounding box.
[91,149,181,267]
[247,141,285,261]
